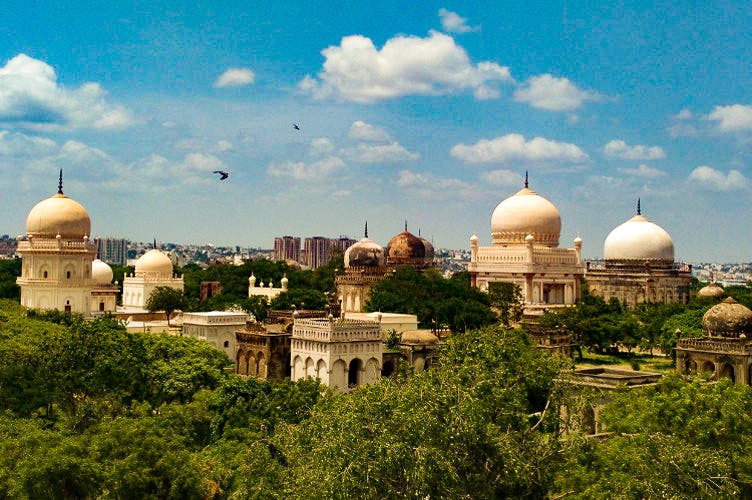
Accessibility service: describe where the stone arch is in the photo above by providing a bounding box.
[719,363,735,383]
[316,359,329,385]
[292,355,304,380]
[348,358,362,388]
[382,359,396,378]
[331,359,347,391]
[701,360,715,377]
[248,355,258,378]
[364,357,380,384]
[39,265,50,279]
[256,352,266,378]
[305,357,315,378]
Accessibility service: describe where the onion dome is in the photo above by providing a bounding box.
[702,297,752,338]
[92,259,114,284]
[400,330,440,346]
[387,223,426,265]
[490,175,561,247]
[26,171,91,239]
[344,222,385,268]
[603,201,674,262]
[697,282,726,299]
[135,249,173,277]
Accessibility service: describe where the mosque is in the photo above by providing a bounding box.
[16,171,182,317]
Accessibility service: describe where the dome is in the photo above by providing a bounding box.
[418,234,434,265]
[135,249,173,276]
[92,259,114,284]
[490,186,561,247]
[400,329,440,345]
[345,236,385,268]
[387,229,426,265]
[702,297,752,338]
[26,193,91,239]
[697,282,726,299]
[603,211,674,262]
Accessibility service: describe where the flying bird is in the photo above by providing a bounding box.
[293,123,300,131]
[213,170,229,180]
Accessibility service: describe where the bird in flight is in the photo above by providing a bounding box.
[293,123,300,131]
[213,170,229,180]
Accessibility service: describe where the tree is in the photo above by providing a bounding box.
[146,286,185,326]
[487,281,523,326]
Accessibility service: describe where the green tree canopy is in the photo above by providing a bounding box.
[145,286,185,326]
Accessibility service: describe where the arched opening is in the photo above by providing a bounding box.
[223,340,229,348]
[348,358,362,387]
[66,271,71,279]
[64,300,71,312]
[382,359,395,378]
[99,302,105,311]
[720,364,735,383]
[701,361,716,378]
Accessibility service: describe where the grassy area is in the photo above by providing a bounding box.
[574,348,675,374]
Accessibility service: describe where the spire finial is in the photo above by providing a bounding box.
[637,198,641,215]
[404,220,408,232]
[153,238,157,250]
[57,169,64,195]
[524,170,529,188]
[364,221,368,238]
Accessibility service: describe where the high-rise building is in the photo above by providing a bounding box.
[304,236,332,269]
[273,236,301,263]
[97,237,128,265]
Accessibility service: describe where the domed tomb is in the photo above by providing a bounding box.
[26,175,91,239]
[603,203,674,262]
[345,224,385,268]
[92,259,114,284]
[135,249,173,277]
[697,282,726,300]
[418,232,435,265]
[386,225,426,265]
[490,178,561,247]
[702,297,752,338]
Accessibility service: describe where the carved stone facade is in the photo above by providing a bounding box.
[235,321,291,381]
[586,261,692,307]
[182,311,250,360]
[291,318,382,393]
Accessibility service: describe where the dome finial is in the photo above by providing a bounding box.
[153,238,157,250]
[364,220,368,238]
[57,169,64,195]
[524,170,529,188]
[637,198,641,215]
[404,220,408,232]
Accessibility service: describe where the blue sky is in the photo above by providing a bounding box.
[1,1,751,262]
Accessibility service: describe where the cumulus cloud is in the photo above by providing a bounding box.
[618,164,667,179]
[309,137,335,156]
[514,74,602,111]
[706,104,752,132]
[397,169,474,199]
[341,142,419,163]
[348,120,392,142]
[299,31,513,103]
[689,166,747,191]
[0,130,57,156]
[480,169,519,186]
[267,156,345,180]
[673,108,693,120]
[0,54,135,130]
[603,140,666,160]
[213,68,255,88]
[438,8,478,33]
[450,133,588,164]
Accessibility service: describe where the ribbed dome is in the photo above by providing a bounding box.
[604,213,674,262]
[697,283,725,299]
[490,187,561,247]
[26,193,91,239]
[135,249,173,276]
[387,230,426,265]
[92,259,114,284]
[344,237,385,268]
[702,297,752,338]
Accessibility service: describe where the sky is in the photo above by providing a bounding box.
[1,1,751,262]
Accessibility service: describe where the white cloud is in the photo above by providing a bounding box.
[348,120,391,142]
[618,164,667,179]
[213,68,255,88]
[514,74,601,111]
[689,166,747,191]
[480,169,519,186]
[0,54,135,130]
[438,8,478,34]
[267,156,345,180]
[450,133,588,164]
[673,108,693,120]
[397,169,474,199]
[300,31,513,103]
[706,104,752,132]
[309,137,335,156]
[341,142,419,163]
[0,130,57,156]
[603,140,666,160]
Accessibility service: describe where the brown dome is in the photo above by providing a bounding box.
[702,297,752,338]
[419,235,434,264]
[697,282,726,299]
[387,230,425,265]
[400,329,440,345]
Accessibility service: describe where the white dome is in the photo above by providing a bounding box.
[92,259,114,284]
[344,236,385,268]
[604,213,674,261]
[135,249,174,276]
[490,187,561,247]
[26,193,91,239]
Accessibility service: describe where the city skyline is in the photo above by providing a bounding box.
[2,2,752,262]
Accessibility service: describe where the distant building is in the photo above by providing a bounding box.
[91,259,118,314]
[121,248,183,310]
[248,274,288,303]
[183,311,250,361]
[200,281,222,300]
[303,236,331,269]
[97,237,128,265]
[274,236,301,263]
